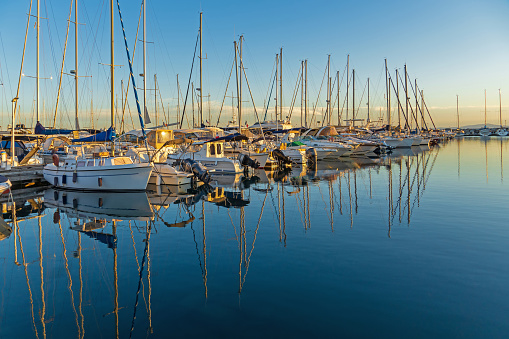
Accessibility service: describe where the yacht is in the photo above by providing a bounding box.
[43,144,153,190]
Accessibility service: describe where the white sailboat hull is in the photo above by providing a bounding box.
[43,163,153,191]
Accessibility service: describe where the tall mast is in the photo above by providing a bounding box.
[385,59,389,131]
[143,0,148,125]
[280,47,283,122]
[110,0,114,132]
[396,68,400,130]
[239,36,243,130]
[499,89,502,127]
[416,79,420,131]
[199,12,203,126]
[484,89,487,127]
[275,53,278,128]
[346,54,349,125]
[352,69,355,128]
[367,77,370,123]
[36,0,40,123]
[234,41,240,133]
[74,0,79,130]
[337,71,340,125]
[192,82,195,127]
[327,55,330,125]
[154,74,157,125]
[404,64,409,130]
[300,60,303,127]
[176,74,180,125]
[305,59,307,128]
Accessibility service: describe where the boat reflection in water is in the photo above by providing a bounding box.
[44,189,153,221]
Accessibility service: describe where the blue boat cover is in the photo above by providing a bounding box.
[72,127,115,142]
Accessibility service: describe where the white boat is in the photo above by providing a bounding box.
[43,144,153,191]
[496,128,508,136]
[126,147,193,186]
[479,127,491,137]
[168,140,244,173]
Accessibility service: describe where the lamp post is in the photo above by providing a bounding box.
[11,97,19,167]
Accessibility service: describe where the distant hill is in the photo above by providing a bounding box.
[461,123,502,129]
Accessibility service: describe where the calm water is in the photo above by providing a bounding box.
[0,137,508,338]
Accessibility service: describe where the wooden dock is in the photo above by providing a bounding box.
[0,164,45,185]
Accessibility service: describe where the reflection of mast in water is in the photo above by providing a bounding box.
[129,221,152,338]
[398,160,402,223]
[239,190,267,295]
[485,138,489,183]
[202,200,208,299]
[39,216,46,339]
[16,206,39,338]
[338,173,343,215]
[501,138,504,183]
[57,219,80,337]
[406,157,410,224]
[348,172,353,228]
[458,138,461,178]
[388,159,393,238]
[113,222,119,338]
[78,232,84,339]
[328,180,334,232]
[354,171,358,214]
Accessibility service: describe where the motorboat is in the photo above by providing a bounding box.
[167,140,244,173]
[43,143,153,191]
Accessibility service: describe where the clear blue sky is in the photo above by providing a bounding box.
[1,0,509,129]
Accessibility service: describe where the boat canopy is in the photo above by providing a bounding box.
[205,133,248,143]
[72,127,115,143]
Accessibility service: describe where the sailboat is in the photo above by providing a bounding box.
[495,89,508,136]
[43,0,154,191]
[479,90,491,137]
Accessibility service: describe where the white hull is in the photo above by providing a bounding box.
[382,138,403,148]
[496,128,508,136]
[43,163,153,191]
[149,163,193,186]
[397,138,415,148]
[411,136,422,146]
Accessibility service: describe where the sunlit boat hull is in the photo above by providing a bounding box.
[43,163,153,191]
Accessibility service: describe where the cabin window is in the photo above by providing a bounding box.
[114,157,133,165]
[216,143,222,155]
[209,144,216,156]
[77,161,86,167]
[87,160,95,166]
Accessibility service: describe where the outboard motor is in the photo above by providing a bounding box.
[182,158,211,184]
[237,153,260,169]
[305,147,317,168]
[271,149,292,167]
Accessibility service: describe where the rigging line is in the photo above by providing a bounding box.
[215,58,235,126]
[236,44,267,143]
[0,33,13,102]
[310,60,328,126]
[262,56,278,121]
[179,34,200,129]
[354,77,368,120]
[405,71,428,130]
[287,66,302,121]
[263,70,277,122]
[13,0,34,122]
[116,0,148,144]
[396,71,417,129]
[120,1,143,128]
[390,75,410,130]
[53,0,74,128]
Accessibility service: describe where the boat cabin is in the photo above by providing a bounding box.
[147,129,174,149]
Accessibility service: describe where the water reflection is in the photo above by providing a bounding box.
[1,138,508,337]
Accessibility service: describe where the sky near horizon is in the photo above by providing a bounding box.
[0,0,508,130]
